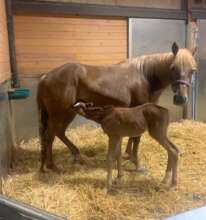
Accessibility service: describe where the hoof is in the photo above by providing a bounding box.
[74,154,84,165]
[122,155,130,160]
[169,183,177,191]
[46,164,62,174]
[114,177,122,186]
[125,167,148,175]
[102,187,109,195]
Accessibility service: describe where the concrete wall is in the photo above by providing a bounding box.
[13,76,98,142]
[0,0,13,179]
[0,81,14,177]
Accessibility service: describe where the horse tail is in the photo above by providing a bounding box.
[37,82,48,170]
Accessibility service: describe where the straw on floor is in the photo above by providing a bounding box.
[2,120,206,220]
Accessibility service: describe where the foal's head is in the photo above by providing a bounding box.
[170,42,197,105]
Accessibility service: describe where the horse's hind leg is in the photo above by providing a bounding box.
[124,137,133,156]
[166,139,179,187]
[40,118,56,172]
[56,112,82,163]
[124,136,143,171]
[149,129,178,187]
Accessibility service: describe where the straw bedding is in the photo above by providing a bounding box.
[2,120,206,220]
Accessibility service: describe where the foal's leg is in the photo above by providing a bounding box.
[116,138,123,182]
[166,139,179,187]
[154,137,178,187]
[149,124,179,187]
[105,136,121,192]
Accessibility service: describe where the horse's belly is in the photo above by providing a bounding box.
[77,85,131,107]
[103,121,146,137]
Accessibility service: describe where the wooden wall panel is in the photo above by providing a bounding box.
[0,0,11,82]
[13,15,127,75]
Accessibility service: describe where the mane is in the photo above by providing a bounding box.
[117,48,197,91]
[126,48,197,76]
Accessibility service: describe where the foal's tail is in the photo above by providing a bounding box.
[37,83,48,170]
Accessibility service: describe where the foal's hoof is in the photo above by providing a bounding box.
[169,183,177,191]
[135,167,147,174]
[73,154,84,165]
[122,154,131,161]
[102,187,109,195]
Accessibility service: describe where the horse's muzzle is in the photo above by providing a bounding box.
[173,95,188,106]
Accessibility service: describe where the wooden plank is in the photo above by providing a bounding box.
[14,15,126,26]
[14,23,126,33]
[14,31,126,40]
[16,53,126,61]
[16,46,127,54]
[15,39,126,47]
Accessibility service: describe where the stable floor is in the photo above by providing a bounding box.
[2,120,206,220]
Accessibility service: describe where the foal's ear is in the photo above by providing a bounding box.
[172,42,179,55]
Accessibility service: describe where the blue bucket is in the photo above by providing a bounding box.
[8,88,30,100]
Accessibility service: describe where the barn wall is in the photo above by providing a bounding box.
[0,0,13,178]
[14,15,127,75]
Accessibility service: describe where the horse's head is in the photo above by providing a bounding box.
[170,42,197,106]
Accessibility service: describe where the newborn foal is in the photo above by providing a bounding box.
[73,102,179,192]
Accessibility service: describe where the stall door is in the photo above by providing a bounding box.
[197,20,206,121]
[129,18,186,121]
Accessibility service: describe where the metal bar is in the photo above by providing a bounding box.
[0,195,67,220]
[12,0,186,20]
[5,0,19,88]
[191,22,199,120]
[191,73,197,120]
[128,18,133,59]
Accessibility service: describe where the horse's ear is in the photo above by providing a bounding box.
[191,46,198,56]
[172,42,179,55]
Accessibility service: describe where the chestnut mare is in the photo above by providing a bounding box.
[37,42,197,172]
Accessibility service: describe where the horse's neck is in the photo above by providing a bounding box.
[141,53,174,92]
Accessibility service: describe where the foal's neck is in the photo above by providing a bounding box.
[140,52,174,92]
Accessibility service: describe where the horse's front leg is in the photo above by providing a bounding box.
[56,113,83,164]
